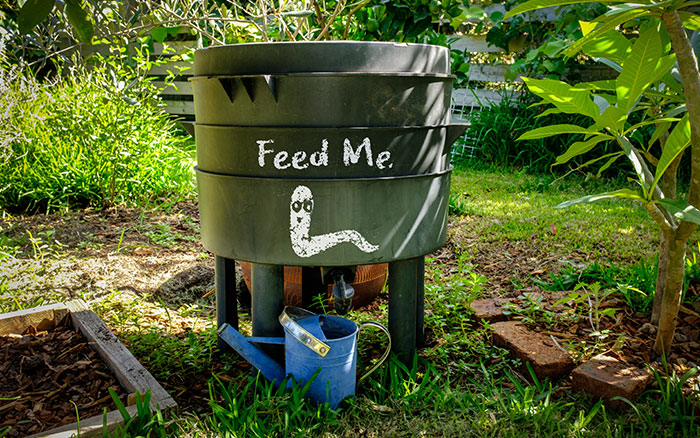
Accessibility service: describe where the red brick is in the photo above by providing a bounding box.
[470,298,511,323]
[571,354,653,408]
[491,321,574,379]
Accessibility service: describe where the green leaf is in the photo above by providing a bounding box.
[581,30,631,64]
[517,124,603,140]
[575,80,616,91]
[151,26,168,43]
[653,114,691,189]
[555,188,644,209]
[522,77,600,119]
[555,136,609,165]
[650,54,678,87]
[596,105,626,132]
[536,107,565,118]
[579,21,597,36]
[597,152,624,176]
[678,11,700,31]
[616,134,653,193]
[661,71,684,95]
[617,27,661,114]
[64,0,94,43]
[564,10,649,58]
[649,121,671,148]
[18,0,55,35]
[657,198,700,225]
[627,117,680,133]
[504,0,619,20]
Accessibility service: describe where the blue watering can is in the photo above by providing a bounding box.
[218,306,391,409]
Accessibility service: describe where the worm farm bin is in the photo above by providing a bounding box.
[192,41,466,362]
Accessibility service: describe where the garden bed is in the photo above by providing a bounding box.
[0,300,176,437]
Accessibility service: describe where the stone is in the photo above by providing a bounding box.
[470,298,511,323]
[638,322,656,336]
[571,354,653,409]
[490,321,574,379]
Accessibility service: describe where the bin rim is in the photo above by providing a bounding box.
[188,72,456,81]
[192,122,469,130]
[194,165,453,183]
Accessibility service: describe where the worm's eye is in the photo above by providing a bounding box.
[303,200,313,213]
[292,201,302,212]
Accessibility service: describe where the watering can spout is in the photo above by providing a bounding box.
[446,121,469,146]
[218,323,285,384]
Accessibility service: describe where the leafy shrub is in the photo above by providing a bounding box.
[453,94,628,175]
[0,53,194,213]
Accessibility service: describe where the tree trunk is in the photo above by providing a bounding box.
[652,232,670,324]
[653,236,686,355]
[653,11,700,355]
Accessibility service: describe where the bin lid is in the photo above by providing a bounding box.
[193,41,450,76]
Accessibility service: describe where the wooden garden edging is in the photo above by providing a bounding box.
[0,300,176,438]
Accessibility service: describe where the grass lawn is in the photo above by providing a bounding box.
[1,166,699,437]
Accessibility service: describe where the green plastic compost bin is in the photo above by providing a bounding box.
[192,41,467,364]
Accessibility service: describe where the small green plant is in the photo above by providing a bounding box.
[106,388,168,438]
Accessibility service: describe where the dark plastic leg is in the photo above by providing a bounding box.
[251,263,285,358]
[416,257,425,348]
[388,257,422,366]
[301,266,324,312]
[215,256,238,353]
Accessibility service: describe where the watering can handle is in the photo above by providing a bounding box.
[357,321,392,386]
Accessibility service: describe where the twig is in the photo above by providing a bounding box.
[55,342,85,360]
[680,305,700,318]
[314,0,346,41]
[0,401,19,413]
[541,330,576,339]
[202,287,216,299]
[343,0,371,39]
[549,335,569,354]
[587,294,596,332]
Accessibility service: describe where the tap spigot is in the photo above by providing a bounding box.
[332,273,354,315]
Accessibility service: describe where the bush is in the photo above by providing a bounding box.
[453,93,629,175]
[0,53,195,214]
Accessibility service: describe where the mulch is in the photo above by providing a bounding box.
[0,321,127,437]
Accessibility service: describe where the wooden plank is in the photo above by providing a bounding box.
[66,300,177,412]
[153,80,193,95]
[448,35,503,53]
[0,303,69,335]
[148,61,193,76]
[27,405,138,438]
[163,100,195,116]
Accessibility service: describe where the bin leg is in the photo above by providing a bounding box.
[251,263,285,359]
[215,255,238,353]
[416,256,425,348]
[301,266,325,312]
[388,256,423,367]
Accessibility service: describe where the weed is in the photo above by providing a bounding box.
[105,389,168,438]
[0,51,195,213]
[144,223,197,249]
[208,372,340,438]
[618,359,700,436]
